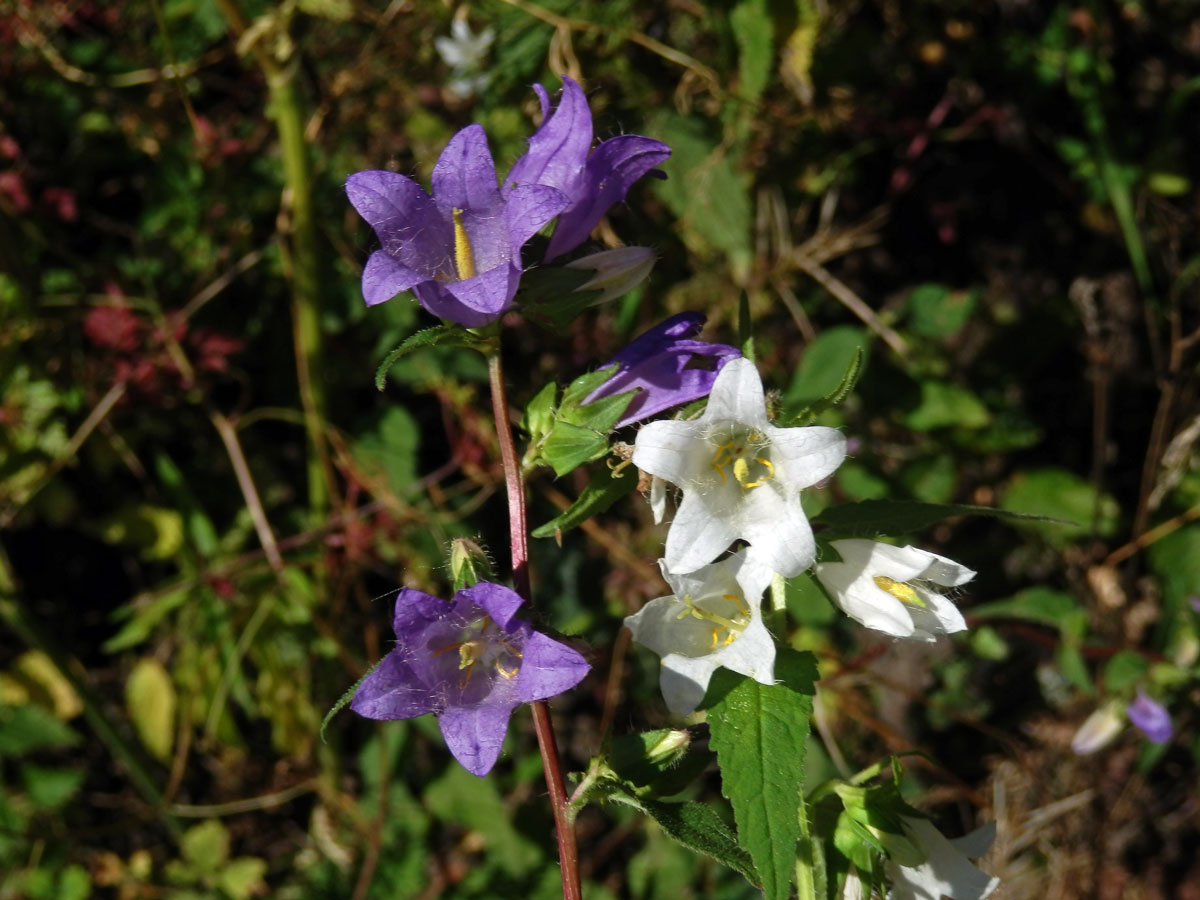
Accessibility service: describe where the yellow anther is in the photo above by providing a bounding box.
[733,457,752,486]
[873,576,927,608]
[709,628,719,650]
[756,457,774,478]
[712,462,727,485]
[724,593,750,616]
[723,631,736,646]
[495,660,519,679]
[451,208,476,280]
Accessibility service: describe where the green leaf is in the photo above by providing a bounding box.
[0,703,79,755]
[706,649,819,900]
[731,0,774,106]
[970,587,1079,629]
[606,728,712,798]
[354,406,421,496]
[181,819,230,870]
[218,857,268,900]
[103,587,189,653]
[785,327,870,411]
[321,655,387,742]
[560,365,620,411]
[542,421,610,477]
[20,763,85,810]
[375,325,493,389]
[904,284,977,338]
[1000,466,1119,545]
[640,797,760,885]
[1103,650,1149,693]
[812,499,1060,538]
[425,765,542,877]
[532,461,638,538]
[904,381,991,431]
[125,657,175,762]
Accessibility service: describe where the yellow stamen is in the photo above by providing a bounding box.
[756,457,774,477]
[709,628,719,650]
[433,641,464,657]
[452,208,476,280]
[495,660,519,679]
[873,576,927,608]
[712,463,727,485]
[724,593,750,616]
[458,661,476,689]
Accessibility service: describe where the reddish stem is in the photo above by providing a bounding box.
[487,350,582,900]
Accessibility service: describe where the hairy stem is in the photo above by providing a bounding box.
[487,350,582,900]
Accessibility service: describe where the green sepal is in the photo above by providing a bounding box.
[782,348,864,425]
[375,325,495,390]
[541,422,611,477]
[515,267,602,329]
[521,382,558,443]
[606,728,713,797]
[812,499,1067,538]
[532,461,639,538]
[320,656,385,741]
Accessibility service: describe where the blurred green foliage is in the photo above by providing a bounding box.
[2,0,1200,897]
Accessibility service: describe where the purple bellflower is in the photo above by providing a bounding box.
[346,125,568,327]
[1127,689,1173,744]
[585,312,742,427]
[504,76,671,261]
[351,582,590,776]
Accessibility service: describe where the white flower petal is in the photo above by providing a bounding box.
[738,485,818,577]
[658,654,717,715]
[767,424,848,489]
[920,551,977,588]
[887,818,999,900]
[700,357,770,429]
[909,585,968,637]
[649,475,668,524]
[633,419,707,486]
[663,491,739,575]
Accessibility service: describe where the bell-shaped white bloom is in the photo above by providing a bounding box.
[814,539,974,641]
[632,358,846,577]
[625,553,775,715]
[887,819,999,900]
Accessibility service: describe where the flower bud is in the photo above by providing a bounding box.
[1127,689,1173,744]
[645,728,690,766]
[448,538,494,591]
[564,247,656,305]
[1070,702,1124,755]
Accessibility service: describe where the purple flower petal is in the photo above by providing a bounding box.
[431,124,503,212]
[505,183,570,249]
[545,134,670,260]
[361,250,428,307]
[1127,689,1173,744]
[350,652,438,720]
[504,75,593,198]
[515,632,590,703]
[392,588,451,634]
[586,312,741,426]
[458,582,524,630]
[441,262,521,321]
[437,701,519,777]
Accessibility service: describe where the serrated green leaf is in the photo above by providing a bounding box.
[542,421,609,477]
[812,499,1063,538]
[125,657,175,762]
[532,462,638,538]
[1000,466,1119,545]
[706,648,818,900]
[321,655,386,742]
[375,325,493,389]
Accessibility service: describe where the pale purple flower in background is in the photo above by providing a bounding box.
[350,582,589,776]
[1127,689,1173,744]
[1189,595,1200,614]
[564,246,656,305]
[632,358,846,577]
[585,312,741,427]
[504,75,671,260]
[346,125,567,326]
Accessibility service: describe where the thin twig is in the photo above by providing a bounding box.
[168,778,319,817]
[793,254,908,356]
[210,410,285,573]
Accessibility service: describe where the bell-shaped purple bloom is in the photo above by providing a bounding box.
[585,312,741,427]
[347,125,568,327]
[1127,689,1173,744]
[350,582,590,776]
[504,76,671,261]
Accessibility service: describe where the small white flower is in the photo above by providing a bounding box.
[434,18,495,70]
[814,539,974,641]
[625,553,775,715]
[632,358,846,577]
[887,819,999,900]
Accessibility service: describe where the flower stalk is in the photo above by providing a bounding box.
[487,348,583,900]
